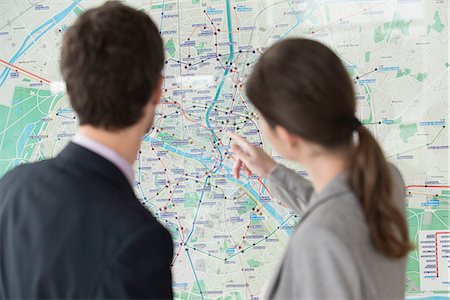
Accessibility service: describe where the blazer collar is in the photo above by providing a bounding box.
[57,142,134,195]
[306,172,352,212]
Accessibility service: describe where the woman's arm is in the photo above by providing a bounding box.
[227,132,314,214]
[267,163,314,214]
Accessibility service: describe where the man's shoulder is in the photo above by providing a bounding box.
[0,157,82,199]
[0,159,55,187]
[0,156,169,249]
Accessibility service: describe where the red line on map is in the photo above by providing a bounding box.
[308,0,389,37]
[0,59,50,84]
[405,185,450,189]
[435,232,450,277]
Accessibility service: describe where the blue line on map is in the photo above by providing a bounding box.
[186,248,205,300]
[17,123,34,156]
[185,177,210,244]
[280,0,301,39]
[159,0,165,32]
[204,0,235,173]
[0,0,80,87]
[241,181,292,234]
[407,297,450,300]
[143,136,212,168]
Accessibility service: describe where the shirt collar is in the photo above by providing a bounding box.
[72,132,135,187]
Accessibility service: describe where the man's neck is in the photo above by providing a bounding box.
[78,125,142,166]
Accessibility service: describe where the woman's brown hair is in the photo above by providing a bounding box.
[246,38,411,258]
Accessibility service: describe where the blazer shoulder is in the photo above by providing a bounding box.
[1,159,55,186]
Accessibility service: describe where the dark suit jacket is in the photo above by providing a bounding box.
[0,142,173,299]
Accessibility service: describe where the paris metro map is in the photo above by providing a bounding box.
[0,0,448,299]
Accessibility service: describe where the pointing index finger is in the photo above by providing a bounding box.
[226,131,254,153]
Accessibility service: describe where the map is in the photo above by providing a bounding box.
[0,0,448,299]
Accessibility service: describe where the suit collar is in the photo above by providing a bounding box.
[72,132,135,186]
[57,142,134,195]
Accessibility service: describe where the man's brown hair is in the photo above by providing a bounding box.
[60,1,164,130]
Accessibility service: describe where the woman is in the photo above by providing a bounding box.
[227,39,411,299]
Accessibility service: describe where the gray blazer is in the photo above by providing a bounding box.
[263,164,407,300]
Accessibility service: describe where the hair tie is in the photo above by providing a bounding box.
[352,118,362,132]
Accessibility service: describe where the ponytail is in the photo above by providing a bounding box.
[349,126,412,258]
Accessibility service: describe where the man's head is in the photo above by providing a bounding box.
[61,1,164,132]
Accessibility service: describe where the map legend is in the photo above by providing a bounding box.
[419,230,450,292]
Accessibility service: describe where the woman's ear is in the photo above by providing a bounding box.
[274,125,299,150]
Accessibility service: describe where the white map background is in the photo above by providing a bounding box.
[0,0,448,299]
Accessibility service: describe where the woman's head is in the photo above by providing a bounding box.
[246,38,412,258]
[246,39,356,159]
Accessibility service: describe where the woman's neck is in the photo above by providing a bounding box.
[301,152,348,194]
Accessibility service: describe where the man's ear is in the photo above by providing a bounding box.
[274,125,299,149]
[151,76,164,106]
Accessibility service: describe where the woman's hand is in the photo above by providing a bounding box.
[226,131,277,179]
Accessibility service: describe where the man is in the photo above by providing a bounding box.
[0,2,173,298]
